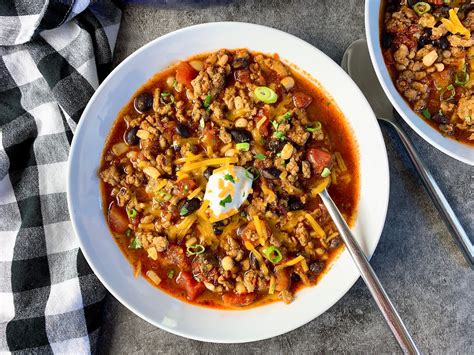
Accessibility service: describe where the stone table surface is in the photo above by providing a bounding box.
[98,1,473,353]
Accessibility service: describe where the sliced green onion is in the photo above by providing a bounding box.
[187,244,205,255]
[203,94,212,108]
[464,116,472,123]
[179,206,189,216]
[255,153,266,160]
[160,92,175,104]
[440,84,455,101]
[219,194,232,207]
[281,112,292,121]
[271,120,279,130]
[422,108,431,119]
[129,236,142,249]
[127,208,137,219]
[236,142,250,151]
[167,270,175,279]
[274,131,285,140]
[245,167,259,180]
[156,190,172,202]
[254,86,278,104]
[455,71,469,86]
[412,2,431,16]
[306,121,322,132]
[224,173,235,183]
[262,246,283,263]
[321,167,331,178]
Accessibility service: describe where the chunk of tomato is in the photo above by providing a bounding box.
[176,62,198,88]
[306,148,333,174]
[176,271,205,301]
[108,202,129,233]
[176,178,196,198]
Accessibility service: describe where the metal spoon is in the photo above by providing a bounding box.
[341,39,473,268]
[318,186,419,354]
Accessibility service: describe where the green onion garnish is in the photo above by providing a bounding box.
[422,108,431,119]
[203,94,212,108]
[160,92,175,104]
[187,244,205,255]
[281,112,292,121]
[262,246,283,263]
[440,84,455,101]
[224,173,235,183]
[254,86,278,104]
[127,208,137,219]
[306,121,322,132]
[271,120,279,130]
[244,169,254,180]
[219,194,232,207]
[167,270,175,279]
[274,131,285,140]
[129,236,142,249]
[255,153,266,160]
[180,206,189,216]
[412,2,431,16]
[321,167,331,178]
[236,142,250,151]
[455,71,469,86]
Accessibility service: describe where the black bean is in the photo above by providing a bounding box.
[436,36,449,50]
[180,198,201,216]
[229,128,252,143]
[232,57,249,69]
[262,167,280,179]
[328,237,342,250]
[288,196,304,211]
[134,92,153,113]
[381,31,393,49]
[407,0,417,7]
[213,226,223,235]
[309,261,325,274]
[267,139,285,153]
[203,167,213,180]
[432,113,449,124]
[124,126,139,145]
[176,123,191,138]
[418,33,431,48]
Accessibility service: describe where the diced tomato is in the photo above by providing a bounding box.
[176,62,198,88]
[292,92,313,109]
[176,271,205,301]
[222,292,257,307]
[108,202,129,233]
[176,178,196,198]
[306,148,333,174]
[240,221,272,247]
[234,69,251,84]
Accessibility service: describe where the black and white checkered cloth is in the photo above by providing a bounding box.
[0,1,121,353]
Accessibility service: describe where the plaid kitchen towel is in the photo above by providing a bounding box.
[0,1,121,353]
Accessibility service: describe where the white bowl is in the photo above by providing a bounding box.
[365,1,474,165]
[67,22,389,343]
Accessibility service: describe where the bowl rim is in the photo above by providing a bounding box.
[67,21,390,343]
[365,1,474,166]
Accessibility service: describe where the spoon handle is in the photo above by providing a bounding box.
[319,189,419,354]
[380,117,474,268]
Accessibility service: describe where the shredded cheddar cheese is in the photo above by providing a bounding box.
[253,216,266,246]
[261,183,276,203]
[441,8,470,38]
[310,177,330,197]
[304,213,326,238]
[243,241,269,275]
[275,255,305,271]
[209,208,238,223]
[256,116,268,130]
[181,157,238,172]
[187,186,203,199]
[174,153,203,164]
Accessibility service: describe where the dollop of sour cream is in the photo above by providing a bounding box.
[204,166,253,217]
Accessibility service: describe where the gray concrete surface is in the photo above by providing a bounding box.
[97,1,474,353]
